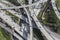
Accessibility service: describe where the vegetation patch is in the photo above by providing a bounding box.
[56,0,60,11]
[33,28,44,40]
[0,27,11,40]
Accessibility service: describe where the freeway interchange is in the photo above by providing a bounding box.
[0,0,60,40]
